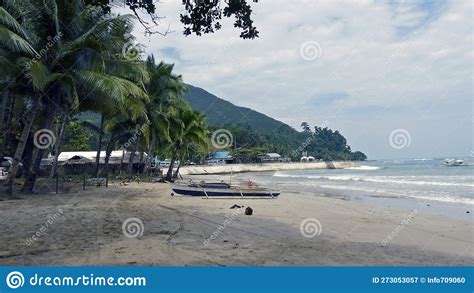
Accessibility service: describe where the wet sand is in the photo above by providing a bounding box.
[0,178,472,266]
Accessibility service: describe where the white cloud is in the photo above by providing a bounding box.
[129,0,472,159]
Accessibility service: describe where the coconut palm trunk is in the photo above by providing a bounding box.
[127,144,138,179]
[0,92,8,156]
[173,162,181,179]
[144,133,156,175]
[19,136,34,192]
[93,114,105,178]
[50,116,68,177]
[119,149,125,173]
[166,145,179,180]
[3,98,40,196]
[23,98,58,194]
[138,150,144,173]
[0,92,14,159]
[103,134,115,187]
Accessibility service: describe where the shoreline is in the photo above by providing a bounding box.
[179,161,357,175]
[0,178,472,266]
[224,171,474,222]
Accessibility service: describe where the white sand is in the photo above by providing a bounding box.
[0,179,472,266]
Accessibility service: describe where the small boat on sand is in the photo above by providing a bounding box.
[170,181,280,198]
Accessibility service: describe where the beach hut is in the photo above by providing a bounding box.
[60,155,94,174]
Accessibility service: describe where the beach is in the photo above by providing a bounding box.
[0,172,472,266]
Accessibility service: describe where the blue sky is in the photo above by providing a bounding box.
[127,0,472,159]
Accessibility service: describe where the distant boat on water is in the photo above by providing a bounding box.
[170,181,280,198]
[444,159,468,167]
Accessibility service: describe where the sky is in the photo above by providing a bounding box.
[123,0,472,159]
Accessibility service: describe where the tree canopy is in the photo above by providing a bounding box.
[86,0,259,38]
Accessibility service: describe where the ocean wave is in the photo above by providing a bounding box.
[344,165,380,170]
[313,184,474,205]
[273,172,474,187]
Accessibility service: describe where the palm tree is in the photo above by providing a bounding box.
[166,109,208,181]
[0,1,148,195]
[143,56,188,174]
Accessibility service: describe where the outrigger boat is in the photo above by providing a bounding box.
[170,181,280,198]
[444,159,468,167]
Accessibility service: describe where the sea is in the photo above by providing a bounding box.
[236,158,474,221]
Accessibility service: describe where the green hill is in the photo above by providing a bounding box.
[76,84,366,161]
[182,84,297,136]
[182,84,366,161]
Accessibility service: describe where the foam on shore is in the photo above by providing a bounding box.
[179,161,357,175]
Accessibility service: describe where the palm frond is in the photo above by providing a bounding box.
[0,25,37,56]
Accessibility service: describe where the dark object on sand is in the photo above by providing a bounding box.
[170,183,280,197]
[467,211,470,214]
[245,207,253,215]
[230,204,243,209]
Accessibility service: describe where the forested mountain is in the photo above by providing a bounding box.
[75,85,366,161]
[182,85,366,161]
[182,85,297,136]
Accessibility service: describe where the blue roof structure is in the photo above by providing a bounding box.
[207,151,233,159]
